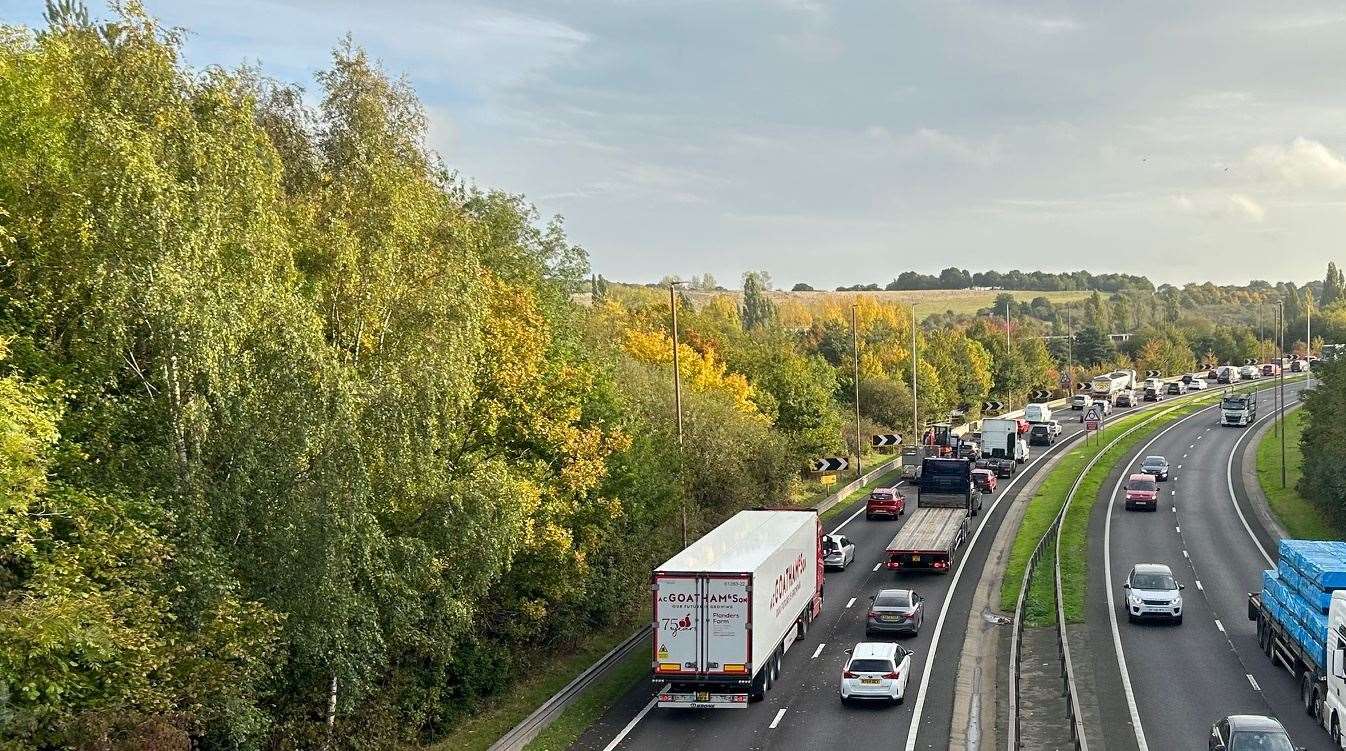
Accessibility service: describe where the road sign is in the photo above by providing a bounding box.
[1029,389,1051,401]
[872,433,903,447]
[1083,406,1102,432]
[1244,358,1256,366]
[1085,419,1101,432]
[1145,370,1161,378]
[812,457,849,472]
[820,474,837,486]
[1059,372,1071,386]
[981,400,1003,412]
[1075,382,1089,391]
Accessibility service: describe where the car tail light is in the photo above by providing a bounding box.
[867,611,879,620]
[884,671,901,679]
[843,670,856,679]
[659,694,672,701]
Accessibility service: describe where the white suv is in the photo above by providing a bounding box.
[1123,563,1184,624]
[840,642,912,704]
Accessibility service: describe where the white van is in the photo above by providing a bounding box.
[1024,403,1052,424]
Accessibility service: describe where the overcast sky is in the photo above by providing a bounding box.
[7,1,1346,288]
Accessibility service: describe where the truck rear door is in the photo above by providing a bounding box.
[654,574,750,676]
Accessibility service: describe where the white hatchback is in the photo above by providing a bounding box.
[840,642,912,704]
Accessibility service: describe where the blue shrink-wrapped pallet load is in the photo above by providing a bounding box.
[1279,540,1346,590]
[1279,557,1336,611]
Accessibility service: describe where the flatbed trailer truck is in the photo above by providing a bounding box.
[885,457,978,573]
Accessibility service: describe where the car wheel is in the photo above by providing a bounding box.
[866,513,873,521]
[1174,614,1182,625]
[1127,612,1136,623]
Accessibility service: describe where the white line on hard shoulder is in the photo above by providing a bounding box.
[846,597,856,608]
[831,505,866,535]
[812,643,825,659]
[601,697,657,751]
[769,708,787,729]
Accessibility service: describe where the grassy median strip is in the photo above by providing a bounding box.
[1257,406,1341,540]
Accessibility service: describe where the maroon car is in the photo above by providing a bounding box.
[866,487,906,520]
[971,468,998,494]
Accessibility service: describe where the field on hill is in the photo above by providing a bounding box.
[653,288,1094,319]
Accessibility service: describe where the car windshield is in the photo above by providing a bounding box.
[874,592,910,608]
[1143,457,1165,467]
[1228,730,1294,751]
[823,539,839,553]
[1128,480,1157,492]
[848,658,892,673]
[1131,573,1176,590]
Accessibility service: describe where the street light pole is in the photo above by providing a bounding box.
[1278,300,1286,488]
[1005,299,1012,410]
[852,303,862,479]
[911,303,919,450]
[670,280,688,546]
[1307,290,1314,389]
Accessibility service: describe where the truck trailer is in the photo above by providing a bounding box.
[1247,540,1346,746]
[885,458,978,574]
[652,509,822,709]
[1090,370,1134,402]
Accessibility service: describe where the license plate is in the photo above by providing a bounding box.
[860,678,880,685]
[911,556,921,563]
[881,615,899,622]
[696,691,709,702]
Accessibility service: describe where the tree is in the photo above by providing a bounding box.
[740,271,777,330]
[792,282,815,291]
[1073,327,1116,366]
[1322,262,1344,307]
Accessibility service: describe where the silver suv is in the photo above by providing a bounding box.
[1123,563,1184,624]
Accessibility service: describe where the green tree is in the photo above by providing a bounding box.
[1322,262,1343,307]
[741,271,777,330]
[1073,327,1116,366]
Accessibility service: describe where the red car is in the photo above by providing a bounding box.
[1124,473,1159,511]
[971,468,998,494]
[866,487,906,519]
[1016,418,1030,434]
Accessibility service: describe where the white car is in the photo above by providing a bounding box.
[823,534,856,570]
[1071,394,1089,410]
[1123,563,1184,624]
[1187,378,1207,391]
[1046,420,1062,436]
[840,642,912,704]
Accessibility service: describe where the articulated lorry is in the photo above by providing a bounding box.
[1248,540,1346,746]
[975,418,1028,478]
[652,509,822,708]
[1091,370,1135,403]
[885,457,979,574]
[1221,391,1257,427]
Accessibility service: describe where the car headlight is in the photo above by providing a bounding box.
[1128,593,1142,605]
[1172,594,1182,607]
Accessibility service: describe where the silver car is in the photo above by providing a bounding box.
[865,588,925,635]
[823,534,855,570]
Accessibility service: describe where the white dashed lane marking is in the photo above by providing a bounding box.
[811,643,825,659]
[1216,619,1225,633]
[873,563,882,572]
[1247,674,1261,691]
[1195,580,1203,591]
[846,597,856,608]
[769,709,787,729]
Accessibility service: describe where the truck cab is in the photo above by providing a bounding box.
[977,418,1028,478]
[1221,391,1257,427]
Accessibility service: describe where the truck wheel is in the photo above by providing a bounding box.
[1331,713,1340,747]
[750,672,766,702]
[1264,627,1274,657]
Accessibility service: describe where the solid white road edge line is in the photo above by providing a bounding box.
[601,697,657,751]
[1222,400,1281,568]
[831,505,867,535]
[769,708,787,729]
[1103,400,1223,751]
[812,643,825,659]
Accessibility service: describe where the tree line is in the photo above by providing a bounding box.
[818,268,1154,293]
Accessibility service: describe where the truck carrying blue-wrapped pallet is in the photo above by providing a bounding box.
[1276,562,1334,611]
[1278,539,1346,589]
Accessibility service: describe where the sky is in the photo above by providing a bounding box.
[6,1,1346,288]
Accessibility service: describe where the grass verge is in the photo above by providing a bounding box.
[427,616,646,751]
[522,645,650,751]
[1257,406,1340,540]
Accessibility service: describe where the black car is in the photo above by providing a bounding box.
[1116,390,1137,407]
[1140,455,1169,481]
[1029,424,1054,446]
[1143,387,1161,401]
[1166,382,1183,395]
[1208,714,1295,751]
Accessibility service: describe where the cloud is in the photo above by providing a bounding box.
[1172,192,1266,222]
[1245,137,1346,190]
[864,126,1001,167]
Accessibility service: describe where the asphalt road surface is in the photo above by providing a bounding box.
[574,394,1170,751]
[1091,379,1331,751]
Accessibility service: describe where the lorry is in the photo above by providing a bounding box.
[1090,370,1133,402]
[1023,402,1052,424]
[1247,540,1346,746]
[652,509,822,708]
[885,458,979,574]
[1221,390,1257,427]
[976,418,1028,478]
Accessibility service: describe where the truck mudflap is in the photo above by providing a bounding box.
[657,684,750,709]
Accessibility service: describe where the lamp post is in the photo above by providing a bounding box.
[852,303,862,479]
[669,279,688,546]
[1278,300,1286,487]
[911,303,918,453]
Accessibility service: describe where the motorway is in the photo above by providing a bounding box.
[574,395,1163,751]
[1088,378,1329,750]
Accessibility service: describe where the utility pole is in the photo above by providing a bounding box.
[1067,309,1073,393]
[1005,299,1012,410]
[670,280,687,546]
[1307,290,1314,389]
[911,303,918,449]
[1278,300,1286,487]
[852,303,862,479]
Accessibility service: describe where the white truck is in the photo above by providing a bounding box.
[976,418,1028,477]
[1023,403,1052,424]
[1220,391,1257,427]
[652,509,823,708]
[1090,371,1133,403]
